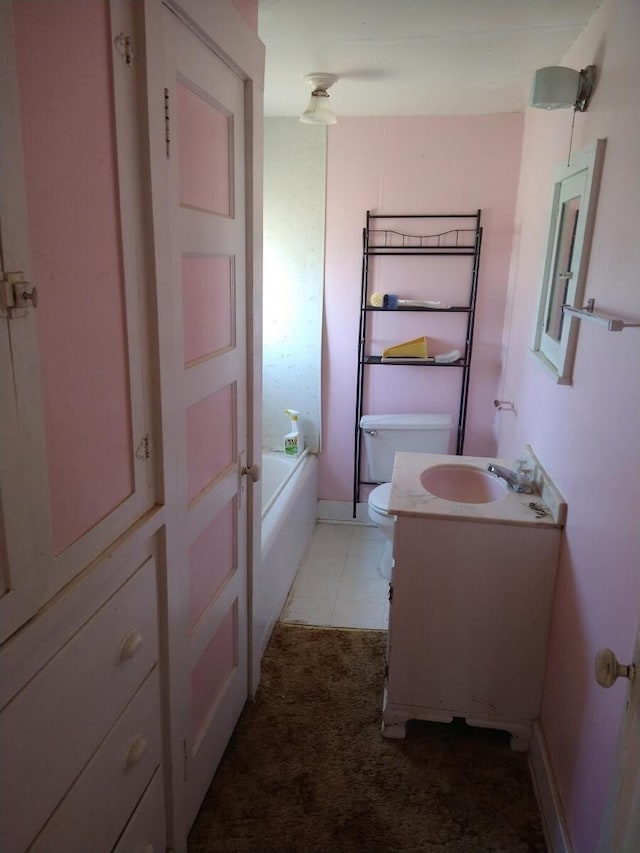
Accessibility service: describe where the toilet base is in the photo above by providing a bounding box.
[379,540,392,580]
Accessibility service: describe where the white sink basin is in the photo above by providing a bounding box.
[420,464,508,504]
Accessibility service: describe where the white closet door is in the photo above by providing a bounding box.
[0,0,154,643]
[0,2,51,640]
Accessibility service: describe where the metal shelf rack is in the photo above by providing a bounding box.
[353,210,483,516]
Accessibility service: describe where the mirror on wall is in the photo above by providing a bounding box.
[532,138,606,384]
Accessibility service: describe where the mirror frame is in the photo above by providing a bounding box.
[532,137,606,384]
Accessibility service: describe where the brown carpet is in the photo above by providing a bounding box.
[188,623,547,853]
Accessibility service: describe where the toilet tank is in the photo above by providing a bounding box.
[360,413,452,482]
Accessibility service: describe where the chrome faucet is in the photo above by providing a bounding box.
[486,463,534,494]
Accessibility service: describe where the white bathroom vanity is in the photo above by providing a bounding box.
[383,448,566,751]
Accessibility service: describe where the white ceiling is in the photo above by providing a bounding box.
[258,0,602,117]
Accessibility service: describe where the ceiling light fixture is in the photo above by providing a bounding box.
[530,65,596,111]
[300,73,338,125]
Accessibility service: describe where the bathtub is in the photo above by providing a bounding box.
[253,449,317,671]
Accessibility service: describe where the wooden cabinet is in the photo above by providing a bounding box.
[0,552,162,853]
[383,514,561,750]
[0,5,165,848]
[28,671,163,853]
[0,2,264,851]
[113,768,167,853]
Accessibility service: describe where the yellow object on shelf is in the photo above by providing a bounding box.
[382,336,428,359]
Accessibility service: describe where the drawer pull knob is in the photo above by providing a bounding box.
[138,844,154,853]
[118,630,143,662]
[125,734,148,769]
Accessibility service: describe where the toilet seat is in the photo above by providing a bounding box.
[368,482,392,515]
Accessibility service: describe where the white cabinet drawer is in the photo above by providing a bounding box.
[112,767,166,853]
[28,668,162,853]
[0,556,158,853]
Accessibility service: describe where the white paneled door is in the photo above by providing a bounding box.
[598,628,640,852]
[161,5,249,826]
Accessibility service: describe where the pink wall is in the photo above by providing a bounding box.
[321,115,523,500]
[496,1,640,849]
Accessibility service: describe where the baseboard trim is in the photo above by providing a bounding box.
[317,499,371,524]
[529,722,573,853]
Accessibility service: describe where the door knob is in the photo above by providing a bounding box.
[594,648,635,688]
[241,463,260,482]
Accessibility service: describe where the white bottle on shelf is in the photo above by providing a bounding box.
[283,409,304,457]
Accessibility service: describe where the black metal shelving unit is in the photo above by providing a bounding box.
[353,210,483,516]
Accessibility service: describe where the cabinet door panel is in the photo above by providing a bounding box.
[0,1,53,640]
[0,0,154,639]
[14,0,135,556]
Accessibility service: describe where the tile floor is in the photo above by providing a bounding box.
[281,522,390,630]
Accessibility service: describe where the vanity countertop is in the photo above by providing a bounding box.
[389,447,566,528]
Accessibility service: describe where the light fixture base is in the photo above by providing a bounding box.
[575,65,596,112]
[304,73,337,92]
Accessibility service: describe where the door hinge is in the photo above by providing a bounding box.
[164,88,171,158]
[135,434,151,460]
[0,271,38,318]
[388,583,393,603]
[183,739,188,782]
[114,32,134,65]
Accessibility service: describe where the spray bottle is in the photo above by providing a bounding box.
[284,409,304,457]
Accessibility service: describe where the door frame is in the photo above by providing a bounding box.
[142,0,263,845]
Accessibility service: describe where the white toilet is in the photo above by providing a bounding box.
[360,413,453,570]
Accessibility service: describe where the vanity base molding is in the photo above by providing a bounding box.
[381,690,532,751]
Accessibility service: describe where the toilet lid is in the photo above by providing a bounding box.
[369,482,392,513]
